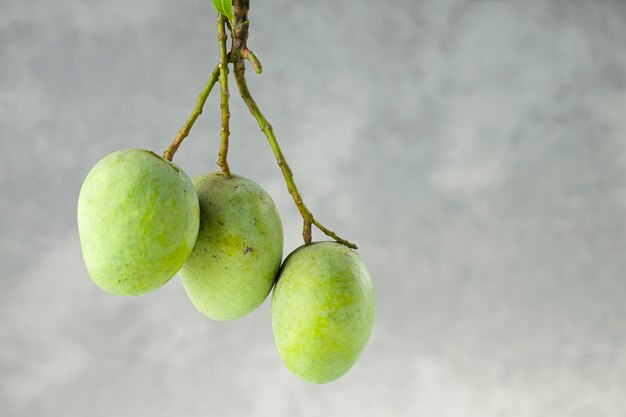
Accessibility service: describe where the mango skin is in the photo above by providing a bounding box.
[77,149,199,296]
[179,173,283,321]
[272,242,375,383]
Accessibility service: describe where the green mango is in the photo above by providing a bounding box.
[272,242,375,383]
[77,149,199,296]
[179,173,283,321]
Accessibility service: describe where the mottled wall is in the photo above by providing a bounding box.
[2,0,626,416]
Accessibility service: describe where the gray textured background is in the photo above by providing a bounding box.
[2,0,626,416]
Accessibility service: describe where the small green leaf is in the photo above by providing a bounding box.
[212,0,234,20]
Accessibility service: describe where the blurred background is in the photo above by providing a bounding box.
[2,0,626,415]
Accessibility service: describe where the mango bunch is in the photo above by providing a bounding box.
[77,148,375,383]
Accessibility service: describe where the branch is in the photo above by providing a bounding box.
[163,65,220,161]
[231,0,250,75]
[216,14,231,177]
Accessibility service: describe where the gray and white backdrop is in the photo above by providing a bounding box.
[2,0,626,416]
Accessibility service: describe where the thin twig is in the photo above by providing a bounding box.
[242,49,262,74]
[216,14,231,177]
[231,0,357,249]
[162,65,220,161]
[312,219,358,249]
